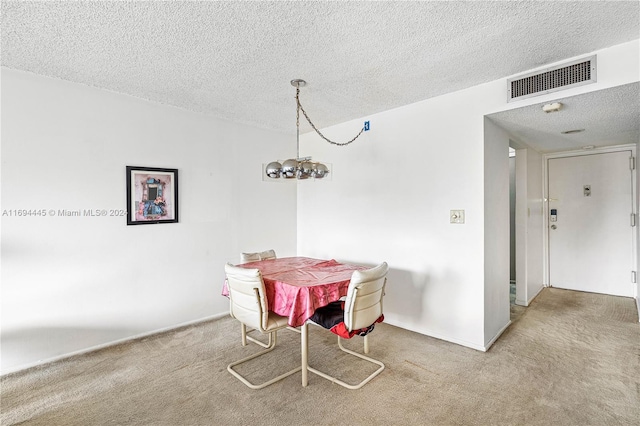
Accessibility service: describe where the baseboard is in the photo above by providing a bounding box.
[515,284,544,307]
[483,320,512,351]
[0,312,229,376]
[387,314,513,353]
[527,284,545,305]
[384,318,488,352]
[636,296,640,323]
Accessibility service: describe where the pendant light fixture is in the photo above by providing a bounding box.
[265,79,366,180]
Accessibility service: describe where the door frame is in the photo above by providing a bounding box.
[542,144,637,290]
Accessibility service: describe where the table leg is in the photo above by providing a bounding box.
[301,322,308,387]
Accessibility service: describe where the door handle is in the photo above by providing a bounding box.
[551,224,557,230]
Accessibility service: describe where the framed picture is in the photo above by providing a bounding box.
[126,166,179,225]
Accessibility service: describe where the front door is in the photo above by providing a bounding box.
[548,150,634,297]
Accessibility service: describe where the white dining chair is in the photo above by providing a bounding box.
[305,262,389,389]
[237,249,277,347]
[306,262,388,389]
[224,263,301,389]
[240,249,276,263]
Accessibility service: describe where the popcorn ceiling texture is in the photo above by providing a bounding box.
[488,82,640,153]
[1,1,639,138]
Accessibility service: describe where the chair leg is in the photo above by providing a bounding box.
[246,329,274,349]
[307,335,385,390]
[245,326,298,349]
[364,334,369,354]
[241,323,248,346]
[301,323,309,387]
[227,331,301,389]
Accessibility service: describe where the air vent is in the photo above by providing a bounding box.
[507,55,596,102]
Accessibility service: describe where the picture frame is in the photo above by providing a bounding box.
[126,166,179,225]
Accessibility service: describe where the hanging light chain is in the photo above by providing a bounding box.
[296,86,300,159]
[296,87,364,147]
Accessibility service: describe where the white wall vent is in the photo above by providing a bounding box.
[507,55,596,102]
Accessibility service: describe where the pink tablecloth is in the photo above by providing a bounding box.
[223,257,366,327]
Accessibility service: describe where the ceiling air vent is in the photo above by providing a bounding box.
[507,55,596,102]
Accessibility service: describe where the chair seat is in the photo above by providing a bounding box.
[309,301,384,339]
[264,311,290,332]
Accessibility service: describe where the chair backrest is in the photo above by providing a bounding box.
[343,262,388,331]
[224,263,269,331]
[240,249,277,263]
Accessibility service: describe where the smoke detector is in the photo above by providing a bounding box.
[542,102,563,113]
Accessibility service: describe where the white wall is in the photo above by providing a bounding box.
[0,68,297,373]
[483,118,510,346]
[297,39,639,351]
[2,39,638,373]
[297,82,503,351]
[525,148,544,302]
[514,147,544,306]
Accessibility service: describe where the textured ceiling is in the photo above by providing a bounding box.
[488,83,640,153]
[1,1,639,151]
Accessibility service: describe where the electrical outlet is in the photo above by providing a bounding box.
[450,210,465,224]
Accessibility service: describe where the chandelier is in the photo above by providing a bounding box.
[265,79,366,180]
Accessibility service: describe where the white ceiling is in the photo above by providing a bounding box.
[488,82,639,153]
[2,1,639,152]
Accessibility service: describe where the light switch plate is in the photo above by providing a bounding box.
[450,210,465,224]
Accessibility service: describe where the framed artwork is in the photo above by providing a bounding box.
[126,166,179,225]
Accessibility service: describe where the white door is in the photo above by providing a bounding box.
[548,150,634,297]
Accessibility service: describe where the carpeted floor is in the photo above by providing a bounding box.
[1,288,639,426]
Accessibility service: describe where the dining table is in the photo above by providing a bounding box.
[222,256,367,386]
